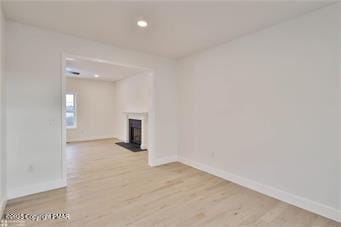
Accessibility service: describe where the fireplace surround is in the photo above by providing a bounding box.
[123,112,148,149]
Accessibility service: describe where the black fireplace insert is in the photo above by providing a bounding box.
[129,119,142,145]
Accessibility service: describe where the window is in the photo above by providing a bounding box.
[66,93,77,128]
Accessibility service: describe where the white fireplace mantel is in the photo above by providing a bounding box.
[123,112,148,149]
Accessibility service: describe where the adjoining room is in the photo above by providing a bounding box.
[64,55,152,154]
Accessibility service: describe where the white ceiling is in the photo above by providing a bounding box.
[65,57,148,82]
[2,1,333,59]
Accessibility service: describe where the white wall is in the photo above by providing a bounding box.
[5,21,178,199]
[66,78,116,142]
[0,5,6,214]
[177,4,340,221]
[338,4,341,214]
[114,72,152,141]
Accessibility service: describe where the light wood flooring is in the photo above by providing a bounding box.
[4,139,341,226]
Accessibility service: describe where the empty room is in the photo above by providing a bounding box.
[0,1,341,226]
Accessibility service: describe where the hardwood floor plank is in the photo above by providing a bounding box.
[3,139,340,226]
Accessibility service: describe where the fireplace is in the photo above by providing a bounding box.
[129,119,142,145]
[123,112,148,149]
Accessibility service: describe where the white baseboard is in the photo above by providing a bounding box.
[149,155,178,167]
[178,156,341,223]
[114,136,125,142]
[0,197,6,218]
[67,136,115,143]
[7,179,67,200]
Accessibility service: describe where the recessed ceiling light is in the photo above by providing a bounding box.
[94,74,99,78]
[65,57,75,61]
[137,20,148,28]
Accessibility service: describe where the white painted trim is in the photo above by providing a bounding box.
[61,53,67,185]
[178,156,341,223]
[114,136,125,142]
[7,179,66,200]
[67,136,116,143]
[0,197,6,218]
[149,155,178,167]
